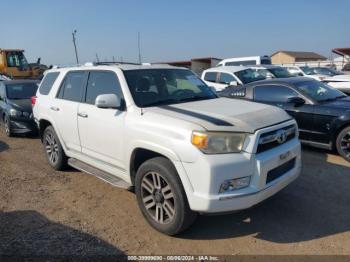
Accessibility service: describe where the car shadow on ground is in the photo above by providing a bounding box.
[180,147,350,243]
[0,210,126,261]
[0,140,9,153]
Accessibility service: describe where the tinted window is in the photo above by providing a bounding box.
[85,71,123,104]
[254,85,299,102]
[0,83,5,100]
[204,72,217,82]
[267,67,293,78]
[6,82,39,99]
[219,73,235,84]
[235,69,265,84]
[59,71,86,102]
[226,60,256,66]
[294,80,346,102]
[39,72,60,95]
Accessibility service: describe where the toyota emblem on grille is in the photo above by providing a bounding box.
[276,130,287,144]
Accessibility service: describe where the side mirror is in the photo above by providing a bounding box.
[95,94,122,109]
[287,97,305,107]
[229,81,238,86]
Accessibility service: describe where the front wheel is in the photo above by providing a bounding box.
[135,157,197,235]
[336,126,350,162]
[4,116,13,137]
[43,126,67,170]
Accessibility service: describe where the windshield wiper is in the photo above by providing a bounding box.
[142,99,179,107]
[177,96,213,103]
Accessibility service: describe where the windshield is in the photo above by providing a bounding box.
[294,80,346,102]
[123,69,217,107]
[234,69,266,84]
[6,82,38,99]
[314,67,343,76]
[6,51,29,70]
[267,67,294,78]
[300,66,316,75]
[255,69,275,78]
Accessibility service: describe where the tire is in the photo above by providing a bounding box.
[135,157,197,235]
[43,126,67,170]
[4,115,13,137]
[336,126,350,162]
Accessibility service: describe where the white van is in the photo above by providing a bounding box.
[217,56,272,67]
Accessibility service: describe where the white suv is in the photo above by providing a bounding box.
[33,63,301,235]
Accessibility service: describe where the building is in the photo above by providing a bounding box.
[156,57,221,75]
[271,51,327,64]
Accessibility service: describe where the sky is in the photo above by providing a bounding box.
[1,0,349,65]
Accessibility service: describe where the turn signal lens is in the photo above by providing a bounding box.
[191,132,208,149]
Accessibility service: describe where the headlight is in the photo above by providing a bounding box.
[9,109,22,117]
[191,131,246,154]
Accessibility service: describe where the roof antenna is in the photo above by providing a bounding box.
[138,32,142,64]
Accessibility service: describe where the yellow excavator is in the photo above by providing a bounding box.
[0,49,45,79]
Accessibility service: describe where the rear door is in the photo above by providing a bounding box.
[51,71,88,152]
[77,70,126,169]
[253,84,315,141]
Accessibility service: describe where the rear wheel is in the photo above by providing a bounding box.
[135,157,197,235]
[43,126,67,170]
[336,126,350,162]
[4,116,13,137]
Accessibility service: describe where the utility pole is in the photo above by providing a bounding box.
[138,32,142,64]
[95,53,100,63]
[72,30,79,64]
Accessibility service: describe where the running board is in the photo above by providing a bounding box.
[68,158,131,190]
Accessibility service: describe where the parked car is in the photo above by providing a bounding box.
[0,80,39,136]
[343,63,350,72]
[33,64,301,235]
[219,77,350,162]
[201,66,265,91]
[312,67,346,77]
[217,55,272,66]
[323,76,350,95]
[282,65,327,81]
[250,65,294,79]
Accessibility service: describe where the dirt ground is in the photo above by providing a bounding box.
[1,127,350,259]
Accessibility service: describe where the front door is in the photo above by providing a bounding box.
[77,70,126,169]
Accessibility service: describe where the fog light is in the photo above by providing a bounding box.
[219,176,251,193]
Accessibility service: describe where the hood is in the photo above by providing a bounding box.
[322,96,350,110]
[325,75,350,82]
[146,98,292,133]
[8,99,32,112]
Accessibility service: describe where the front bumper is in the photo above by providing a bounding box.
[180,138,301,213]
[9,119,38,134]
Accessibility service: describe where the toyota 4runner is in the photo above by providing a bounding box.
[33,63,301,235]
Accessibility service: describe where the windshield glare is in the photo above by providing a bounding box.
[123,69,217,107]
[6,83,38,99]
[300,66,315,75]
[234,69,265,84]
[295,80,346,102]
[268,67,294,78]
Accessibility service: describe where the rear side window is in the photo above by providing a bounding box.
[58,71,87,102]
[204,72,217,82]
[254,85,299,102]
[39,72,60,95]
[85,71,123,104]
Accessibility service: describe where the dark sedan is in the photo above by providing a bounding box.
[0,80,39,136]
[219,77,350,162]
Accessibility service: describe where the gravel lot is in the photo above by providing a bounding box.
[1,127,350,258]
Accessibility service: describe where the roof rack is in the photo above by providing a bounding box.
[94,61,141,66]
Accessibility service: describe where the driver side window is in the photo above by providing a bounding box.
[219,73,235,84]
[254,85,299,103]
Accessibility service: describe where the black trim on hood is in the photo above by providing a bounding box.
[161,105,234,126]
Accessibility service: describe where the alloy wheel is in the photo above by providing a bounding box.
[4,118,10,135]
[340,131,350,159]
[141,172,176,224]
[45,132,59,165]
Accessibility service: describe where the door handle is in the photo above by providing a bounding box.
[77,112,88,118]
[50,106,60,111]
